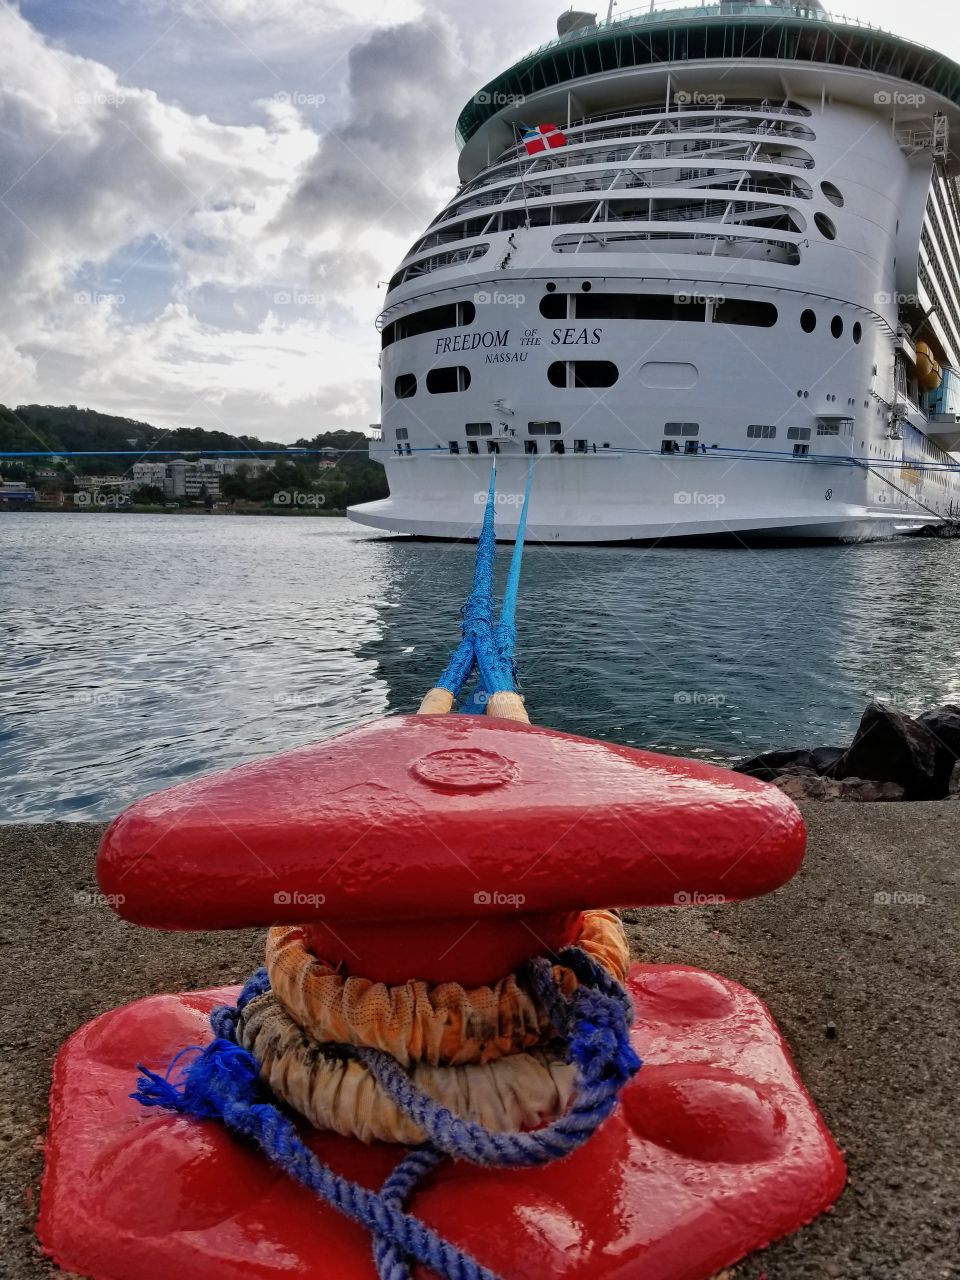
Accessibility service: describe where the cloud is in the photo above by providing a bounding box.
[0,0,552,439]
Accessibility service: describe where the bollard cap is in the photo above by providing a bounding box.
[97,715,805,932]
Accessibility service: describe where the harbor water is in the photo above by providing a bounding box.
[2,512,959,822]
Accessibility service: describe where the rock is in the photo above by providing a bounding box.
[774,775,843,802]
[834,701,944,800]
[917,705,960,793]
[734,748,814,782]
[838,778,906,803]
[810,746,846,777]
[950,762,960,798]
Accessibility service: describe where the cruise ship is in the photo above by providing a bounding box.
[348,1,960,542]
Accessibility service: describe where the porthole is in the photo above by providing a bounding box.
[546,282,557,293]
[831,315,844,339]
[801,309,817,333]
[815,212,837,241]
[853,321,863,344]
[821,181,845,208]
[581,281,592,292]
[394,373,417,399]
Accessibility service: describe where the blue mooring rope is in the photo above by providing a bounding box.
[132,948,640,1280]
[436,461,533,707]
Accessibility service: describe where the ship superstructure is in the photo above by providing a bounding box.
[349,1,960,541]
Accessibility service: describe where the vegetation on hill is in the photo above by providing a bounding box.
[0,405,387,512]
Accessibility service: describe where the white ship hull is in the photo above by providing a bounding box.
[349,3,960,543]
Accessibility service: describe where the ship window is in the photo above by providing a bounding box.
[395,427,409,440]
[528,421,561,435]
[465,422,492,436]
[853,321,863,344]
[801,309,817,333]
[787,427,811,441]
[574,439,588,453]
[487,441,500,453]
[427,366,471,394]
[817,421,841,436]
[539,293,569,320]
[381,301,476,349]
[821,181,845,207]
[684,440,700,455]
[815,212,837,241]
[449,441,460,454]
[831,315,844,339]
[793,443,810,457]
[467,440,480,454]
[551,440,566,454]
[665,423,700,437]
[395,374,417,399]
[747,424,777,439]
[713,300,778,328]
[525,440,538,454]
[548,360,619,388]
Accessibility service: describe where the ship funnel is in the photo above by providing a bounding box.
[557,10,597,38]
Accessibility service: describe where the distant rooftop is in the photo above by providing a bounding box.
[457,2,960,148]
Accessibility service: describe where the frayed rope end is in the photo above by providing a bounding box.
[131,1038,262,1120]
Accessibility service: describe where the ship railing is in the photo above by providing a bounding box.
[493,107,813,164]
[518,3,894,64]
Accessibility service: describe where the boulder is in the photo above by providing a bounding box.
[773,775,843,802]
[735,749,815,782]
[917,705,960,793]
[837,778,906,803]
[949,761,960,798]
[834,701,944,800]
[810,746,846,777]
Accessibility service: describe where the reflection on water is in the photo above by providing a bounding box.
[2,512,959,821]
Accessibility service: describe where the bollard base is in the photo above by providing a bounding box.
[38,964,845,1280]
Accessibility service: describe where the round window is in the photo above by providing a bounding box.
[815,212,837,241]
[831,315,844,339]
[852,321,862,344]
[821,181,844,208]
[801,309,817,333]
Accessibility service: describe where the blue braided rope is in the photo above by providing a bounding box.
[131,950,639,1280]
[437,464,500,698]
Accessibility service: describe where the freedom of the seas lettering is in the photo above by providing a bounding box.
[433,326,603,363]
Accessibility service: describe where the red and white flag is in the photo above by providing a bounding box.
[521,123,567,155]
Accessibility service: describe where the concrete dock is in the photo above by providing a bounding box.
[2,807,957,1278]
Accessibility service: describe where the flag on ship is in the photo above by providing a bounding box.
[521,123,567,154]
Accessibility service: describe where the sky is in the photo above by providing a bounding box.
[1,0,959,443]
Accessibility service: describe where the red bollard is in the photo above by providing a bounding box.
[39,715,845,1279]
